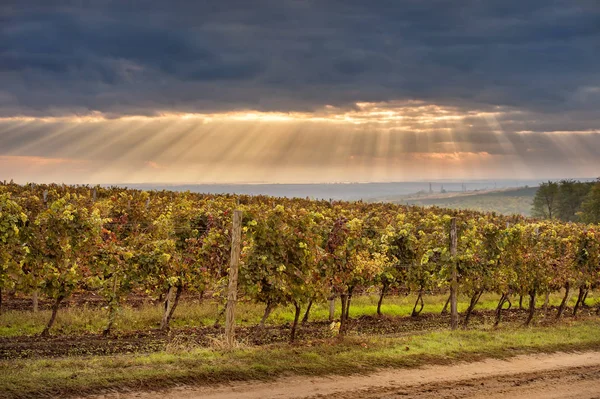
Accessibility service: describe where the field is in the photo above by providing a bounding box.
[1,183,600,398]
[2,291,600,398]
[380,187,538,216]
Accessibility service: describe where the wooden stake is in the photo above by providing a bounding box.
[32,290,38,313]
[328,296,335,321]
[450,217,459,330]
[225,209,243,348]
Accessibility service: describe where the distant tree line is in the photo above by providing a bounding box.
[532,179,600,223]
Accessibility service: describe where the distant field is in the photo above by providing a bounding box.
[382,186,538,216]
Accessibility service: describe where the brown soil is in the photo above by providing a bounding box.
[1,307,595,359]
[1,293,157,311]
[86,351,600,399]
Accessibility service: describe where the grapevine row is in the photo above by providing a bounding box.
[0,182,598,339]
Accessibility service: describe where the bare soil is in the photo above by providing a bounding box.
[1,293,155,311]
[86,351,600,399]
[2,307,595,359]
[1,306,561,359]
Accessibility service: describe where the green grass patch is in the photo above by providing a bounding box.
[3,291,593,337]
[1,318,600,399]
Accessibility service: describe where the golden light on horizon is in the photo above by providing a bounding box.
[0,101,506,126]
[1,101,599,185]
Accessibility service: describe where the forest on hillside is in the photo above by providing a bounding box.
[532,179,600,223]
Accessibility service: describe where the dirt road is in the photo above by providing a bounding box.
[90,351,600,399]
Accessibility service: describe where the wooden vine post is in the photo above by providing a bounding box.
[225,209,243,348]
[450,217,459,330]
[33,190,50,313]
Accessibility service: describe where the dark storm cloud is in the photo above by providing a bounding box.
[0,0,599,117]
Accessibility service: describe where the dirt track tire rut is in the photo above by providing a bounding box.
[87,351,600,399]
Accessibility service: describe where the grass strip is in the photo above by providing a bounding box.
[1,318,600,399]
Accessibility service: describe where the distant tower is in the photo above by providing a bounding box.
[429,183,433,194]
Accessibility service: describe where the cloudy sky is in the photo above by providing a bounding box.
[1,1,599,184]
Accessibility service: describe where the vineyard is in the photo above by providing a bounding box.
[1,181,599,345]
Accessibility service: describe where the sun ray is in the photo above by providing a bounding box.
[2,101,598,184]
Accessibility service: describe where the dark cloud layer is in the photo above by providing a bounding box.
[1,0,599,117]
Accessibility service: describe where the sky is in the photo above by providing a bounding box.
[1,1,599,184]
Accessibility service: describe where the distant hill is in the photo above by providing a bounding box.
[379,186,538,216]
[114,180,544,202]
[121,182,539,215]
